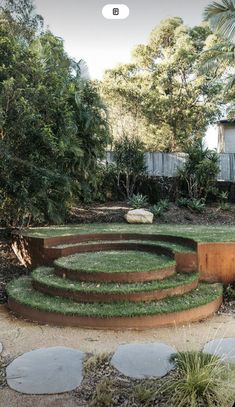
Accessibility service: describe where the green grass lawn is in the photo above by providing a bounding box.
[22,223,235,242]
[32,267,198,294]
[7,277,223,317]
[54,251,175,273]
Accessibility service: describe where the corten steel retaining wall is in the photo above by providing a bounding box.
[198,242,235,284]
[12,232,197,266]
[12,232,235,284]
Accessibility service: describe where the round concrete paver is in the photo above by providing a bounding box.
[203,338,235,364]
[111,342,175,379]
[6,347,85,395]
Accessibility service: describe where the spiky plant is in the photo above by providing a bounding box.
[163,351,235,407]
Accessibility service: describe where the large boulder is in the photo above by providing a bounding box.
[125,209,154,224]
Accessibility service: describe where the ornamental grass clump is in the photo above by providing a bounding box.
[164,351,235,407]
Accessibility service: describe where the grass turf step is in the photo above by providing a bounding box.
[22,223,235,243]
[54,250,176,274]
[32,267,199,294]
[7,277,223,318]
[51,240,195,253]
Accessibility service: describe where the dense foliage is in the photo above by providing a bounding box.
[178,140,219,201]
[0,0,110,226]
[113,135,146,199]
[101,18,224,151]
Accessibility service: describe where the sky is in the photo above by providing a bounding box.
[34,0,218,148]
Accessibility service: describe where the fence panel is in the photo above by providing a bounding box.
[106,152,235,182]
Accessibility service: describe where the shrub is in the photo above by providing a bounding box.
[188,198,205,213]
[164,351,235,407]
[218,191,231,211]
[178,140,219,201]
[129,193,149,209]
[150,200,170,217]
[150,204,164,218]
[158,199,170,211]
[220,202,231,211]
[113,135,146,199]
[177,197,191,208]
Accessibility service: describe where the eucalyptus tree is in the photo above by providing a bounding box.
[101,18,223,151]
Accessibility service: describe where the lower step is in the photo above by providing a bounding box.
[7,278,223,330]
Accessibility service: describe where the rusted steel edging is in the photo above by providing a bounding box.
[8,295,223,330]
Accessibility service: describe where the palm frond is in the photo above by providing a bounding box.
[204,41,235,62]
[77,59,90,80]
[204,0,235,42]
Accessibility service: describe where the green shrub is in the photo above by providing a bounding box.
[113,135,146,199]
[177,197,190,208]
[129,193,149,209]
[219,191,229,202]
[178,140,219,201]
[164,351,235,407]
[150,199,170,218]
[217,191,231,211]
[150,204,164,218]
[188,198,205,213]
[219,202,231,211]
[158,199,170,211]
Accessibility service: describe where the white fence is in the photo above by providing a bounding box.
[106,152,235,182]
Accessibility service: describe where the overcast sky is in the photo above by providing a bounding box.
[34,0,211,79]
[34,0,217,148]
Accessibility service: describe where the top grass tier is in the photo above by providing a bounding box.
[22,223,235,242]
[54,250,175,274]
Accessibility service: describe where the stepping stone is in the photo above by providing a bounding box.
[6,347,85,394]
[111,342,175,379]
[203,338,235,364]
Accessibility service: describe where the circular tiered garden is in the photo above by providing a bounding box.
[7,233,223,329]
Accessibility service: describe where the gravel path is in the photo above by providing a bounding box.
[0,305,234,406]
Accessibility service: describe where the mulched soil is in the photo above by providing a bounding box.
[219,289,235,316]
[74,353,173,407]
[68,201,235,225]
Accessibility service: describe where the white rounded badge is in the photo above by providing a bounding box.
[102,4,130,20]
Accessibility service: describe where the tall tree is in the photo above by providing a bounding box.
[101,18,223,151]
[0,1,110,226]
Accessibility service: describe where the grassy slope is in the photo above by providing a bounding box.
[54,251,175,273]
[32,267,198,294]
[7,277,223,317]
[22,223,235,242]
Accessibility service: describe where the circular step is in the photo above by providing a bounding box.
[54,248,176,283]
[7,278,223,330]
[32,267,199,303]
